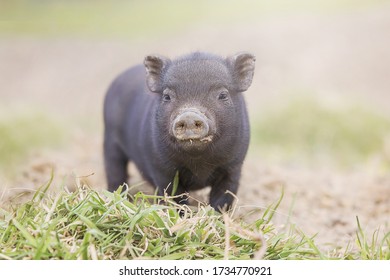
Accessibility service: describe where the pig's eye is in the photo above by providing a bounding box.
[218,91,229,101]
[162,93,171,102]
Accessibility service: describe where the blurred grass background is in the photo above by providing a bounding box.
[1,0,390,173]
[1,0,388,38]
[251,96,390,168]
[0,110,64,175]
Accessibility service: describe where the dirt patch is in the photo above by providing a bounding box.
[240,157,390,247]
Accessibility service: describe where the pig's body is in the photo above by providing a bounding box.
[104,52,255,210]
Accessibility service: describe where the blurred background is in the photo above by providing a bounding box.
[0,0,389,246]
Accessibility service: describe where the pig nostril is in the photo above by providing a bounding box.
[194,121,203,129]
[175,121,185,130]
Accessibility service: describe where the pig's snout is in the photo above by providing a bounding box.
[172,109,210,141]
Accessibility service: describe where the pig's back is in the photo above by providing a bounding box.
[104,64,159,163]
[104,65,145,128]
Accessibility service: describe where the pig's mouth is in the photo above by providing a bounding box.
[174,135,214,154]
[179,135,213,144]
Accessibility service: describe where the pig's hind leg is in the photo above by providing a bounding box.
[104,137,129,192]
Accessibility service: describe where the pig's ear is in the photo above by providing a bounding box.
[228,52,256,92]
[144,55,171,93]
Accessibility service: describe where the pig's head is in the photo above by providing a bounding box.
[144,52,255,154]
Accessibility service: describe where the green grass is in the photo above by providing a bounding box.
[0,111,64,173]
[355,217,390,260]
[0,0,388,39]
[251,97,390,168]
[0,176,388,260]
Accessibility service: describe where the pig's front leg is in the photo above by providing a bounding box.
[153,171,190,205]
[209,166,241,212]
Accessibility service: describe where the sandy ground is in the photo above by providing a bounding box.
[1,5,389,250]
